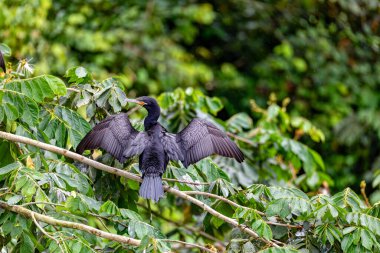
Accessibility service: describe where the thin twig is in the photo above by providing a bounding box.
[66,87,80,93]
[0,131,280,247]
[31,213,59,243]
[21,201,64,207]
[32,213,66,253]
[31,213,64,252]
[164,178,210,186]
[360,180,371,208]
[126,105,141,116]
[138,203,225,247]
[227,132,256,146]
[162,239,215,253]
[183,191,264,215]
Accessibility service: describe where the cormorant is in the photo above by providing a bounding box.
[77,96,244,201]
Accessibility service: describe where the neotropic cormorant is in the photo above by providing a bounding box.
[77,96,244,201]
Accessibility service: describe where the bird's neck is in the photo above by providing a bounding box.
[144,107,160,130]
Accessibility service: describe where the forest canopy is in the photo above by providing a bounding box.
[0,0,379,252]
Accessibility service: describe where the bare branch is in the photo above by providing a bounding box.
[0,131,280,247]
[0,201,141,246]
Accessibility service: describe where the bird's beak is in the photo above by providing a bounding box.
[126,98,146,106]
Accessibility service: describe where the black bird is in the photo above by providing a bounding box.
[77,96,244,201]
[0,51,6,73]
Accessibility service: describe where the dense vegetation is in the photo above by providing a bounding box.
[0,0,379,252]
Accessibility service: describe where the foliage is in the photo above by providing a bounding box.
[0,55,379,252]
[1,0,380,201]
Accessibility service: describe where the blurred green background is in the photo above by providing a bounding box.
[1,0,380,198]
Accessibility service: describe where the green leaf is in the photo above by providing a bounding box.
[7,195,23,205]
[66,66,92,84]
[19,176,36,198]
[120,209,143,221]
[2,220,13,235]
[53,106,91,148]
[65,196,89,214]
[360,228,373,250]
[251,219,273,240]
[3,102,19,121]
[35,188,49,209]
[0,43,11,56]
[346,212,380,236]
[5,75,66,102]
[128,220,162,239]
[0,162,21,176]
[75,66,88,78]
[267,187,312,217]
[100,200,120,216]
[205,96,223,115]
[227,113,253,132]
[15,175,28,192]
[0,91,39,125]
[20,233,35,253]
[258,247,300,253]
[333,188,366,211]
[281,139,316,176]
[315,223,342,245]
[266,199,291,219]
[195,159,230,182]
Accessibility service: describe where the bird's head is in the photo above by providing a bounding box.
[126,96,160,115]
[135,96,158,108]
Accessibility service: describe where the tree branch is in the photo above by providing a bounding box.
[0,201,141,246]
[0,131,280,247]
[183,191,302,229]
[162,239,216,253]
[183,191,264,214]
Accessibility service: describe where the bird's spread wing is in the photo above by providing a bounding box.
[76,113,148,163]
[160,131,184,162]
[0,51,6,73]
[176,118,244,167]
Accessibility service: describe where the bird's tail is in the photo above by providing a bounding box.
[139,174,164,202]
